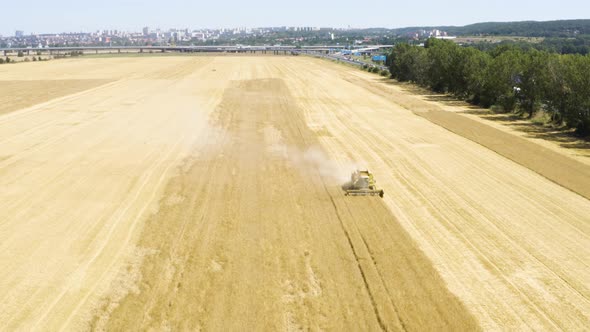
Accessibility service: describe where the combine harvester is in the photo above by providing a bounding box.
[344,170,384,198]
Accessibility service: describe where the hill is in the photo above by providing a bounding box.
[393,19,590,37]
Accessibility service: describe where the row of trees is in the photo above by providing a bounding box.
[389,39,590,136]
[0,56,46,64]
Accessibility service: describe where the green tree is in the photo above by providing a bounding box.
[481,50,523,110]
[389,43,412,80]
[559,55,590,135]
[389,43,429,84]
[514,49,549,117]
[425,38,458,92]
[464,49,492,104]
[446,47,491,102]
[542,53,568,123]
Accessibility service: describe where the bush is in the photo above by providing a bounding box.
[5,57,10,63]
[575,118,590,137]
[24,57,30,62]
[17,51,24,57]
[38,56,42,61]
[371,67,380,73]
[490,105,506,113]
[33,57,37,62]
[0,58,4,64]
[380,69,390,77]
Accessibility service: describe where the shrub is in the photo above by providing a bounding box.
[5,57,10,63]
[490,105,506,113]
[380,69,390,77]
[0,58,4,64]
[17,51,24,57]
[575,118,590,137]
[33,57,37,62]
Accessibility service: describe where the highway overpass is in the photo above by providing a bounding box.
[0,45,393,56]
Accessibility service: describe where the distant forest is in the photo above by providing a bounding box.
[472,37,590,56]
[393,19,590,37]
[389,20,590,55]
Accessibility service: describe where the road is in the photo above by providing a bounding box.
[0,56,589,330]
[303,51,389,71]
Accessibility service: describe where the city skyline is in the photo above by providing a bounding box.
[6,26,358,37]
[2,0,589,36]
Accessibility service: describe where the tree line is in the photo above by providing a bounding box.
[388,39,590,136]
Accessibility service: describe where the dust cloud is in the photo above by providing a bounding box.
[287,146,364,185]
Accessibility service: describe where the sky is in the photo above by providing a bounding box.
[1,0,588,36]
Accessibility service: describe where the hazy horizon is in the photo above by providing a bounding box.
[2,0,589,36]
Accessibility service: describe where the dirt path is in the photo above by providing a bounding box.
[0,56,589,331]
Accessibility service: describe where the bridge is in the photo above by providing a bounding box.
[0,45,393,56]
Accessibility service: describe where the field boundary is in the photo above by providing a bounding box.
[417,110,590,200]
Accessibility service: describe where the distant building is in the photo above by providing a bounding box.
[143,27,149,36]
[15,30,24,38]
